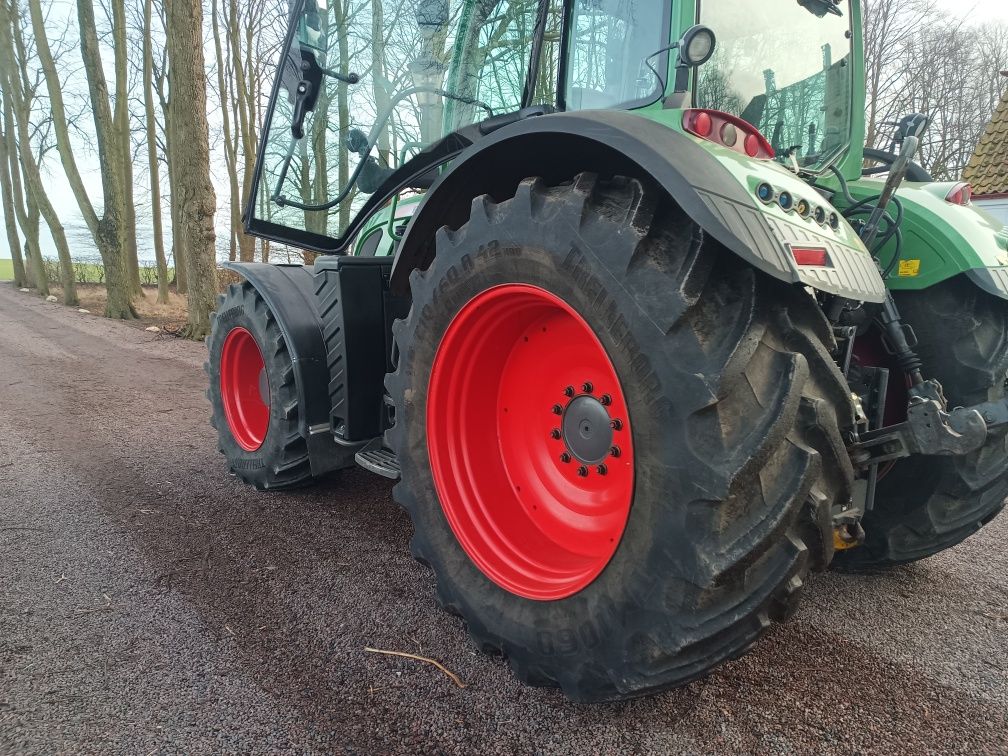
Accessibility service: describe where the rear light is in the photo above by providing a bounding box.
[692,111,713,138]
[790,246,832,267]
[683,109,775,160]
[946,182,972,206]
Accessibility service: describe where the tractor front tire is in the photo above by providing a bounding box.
[834,278,1008,570]
[206,282,349,490]
[387,174,856,701]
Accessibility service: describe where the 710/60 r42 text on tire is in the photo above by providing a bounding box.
[387,173,856,701]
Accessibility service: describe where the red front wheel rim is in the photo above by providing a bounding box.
[220,327,270,452]
[427,285,634,601]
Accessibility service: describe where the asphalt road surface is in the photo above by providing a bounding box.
[1,284,1006,755]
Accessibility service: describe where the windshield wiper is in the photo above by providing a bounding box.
[798,0,843,18]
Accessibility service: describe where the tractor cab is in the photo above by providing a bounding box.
[247,0,873,259]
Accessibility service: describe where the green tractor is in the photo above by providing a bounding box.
[206,0,1008,701]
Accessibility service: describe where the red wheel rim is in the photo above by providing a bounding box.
[427,285,634,601]
[220,327,270,452]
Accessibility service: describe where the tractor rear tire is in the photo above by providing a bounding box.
[206,282,350,490]
[834,278,1008,570]
[387,174,856,701]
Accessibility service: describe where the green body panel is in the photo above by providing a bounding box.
[842,178,1008,290]
[352,195,423,257]
[636,107,875,262]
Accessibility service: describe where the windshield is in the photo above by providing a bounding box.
[252,0,553,240]
[696,0,853,172]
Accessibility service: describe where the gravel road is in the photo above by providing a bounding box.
[1,284,1006,755]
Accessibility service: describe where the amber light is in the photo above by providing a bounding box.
[791,246,832,267]
[682,109,775,160]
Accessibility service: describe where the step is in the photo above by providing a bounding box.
[355,438,400,480]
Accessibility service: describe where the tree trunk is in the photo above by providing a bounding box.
[211,0,240,262]
[0,102,26,287]
[143,0,170,304]
[3,91,38,288]
[164,102,187,294]
[77,0,136,319]
[110,0,142,299]
[227,0,256,262]
[23,189,48,296]
[166,0,218,339]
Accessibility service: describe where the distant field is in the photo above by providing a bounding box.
[0,259,13,281]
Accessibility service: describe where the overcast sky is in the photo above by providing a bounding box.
[5,0,1008,262]
[934,0,1008,23]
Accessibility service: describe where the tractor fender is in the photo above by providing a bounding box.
[222,262,351,474]
[389,109,886,303]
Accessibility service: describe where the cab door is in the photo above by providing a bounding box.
[244,0,560,256]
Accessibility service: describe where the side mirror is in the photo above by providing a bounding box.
[671,25,716,96]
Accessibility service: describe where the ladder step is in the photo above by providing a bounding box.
[355,439,400,479]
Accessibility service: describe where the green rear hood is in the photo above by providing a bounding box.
[847,178,1008,296]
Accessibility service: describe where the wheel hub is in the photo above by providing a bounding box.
[562,395,614,464]
[426,284,634,601]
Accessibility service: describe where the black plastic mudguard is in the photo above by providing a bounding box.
[313,256,410,444]
[222,262,351,474]
[966,266,1008,301]
[389,109,886,303]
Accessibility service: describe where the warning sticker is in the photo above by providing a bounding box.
[898,259,921,277]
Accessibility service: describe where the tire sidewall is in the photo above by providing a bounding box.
[208,289,293,487]
[399,214,750,681]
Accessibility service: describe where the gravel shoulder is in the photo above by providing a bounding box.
[1,285,1005,755]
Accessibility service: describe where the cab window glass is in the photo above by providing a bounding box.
[564,0,667,111]
[253,0,551,242]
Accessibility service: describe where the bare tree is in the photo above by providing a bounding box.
[111,0,143,299]
[863,0,1008,180]
[142,0,170,303]
[1,0,77,302]
[165,0,217,338]
[2,91,42,290]
[77,0,137,318]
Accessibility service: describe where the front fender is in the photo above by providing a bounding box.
[390,109,886,303]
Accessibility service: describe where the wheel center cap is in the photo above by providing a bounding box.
[562,395,613,464]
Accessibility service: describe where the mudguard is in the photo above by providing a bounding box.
[389,109,887,303]
[846,179,1008,301]
[222,262,352,475]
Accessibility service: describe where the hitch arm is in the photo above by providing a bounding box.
[848,399,994,468]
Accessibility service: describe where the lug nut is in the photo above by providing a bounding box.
[600,394,612,406]
[552,404,563,415]
[582,382,593,394]
[564,386,575,397]
[596,464,608,476]
[550,428,562,440]
[610,418,623,430]
[610,446,621,458]
[560,452,571,463]
[577,465,589,477]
